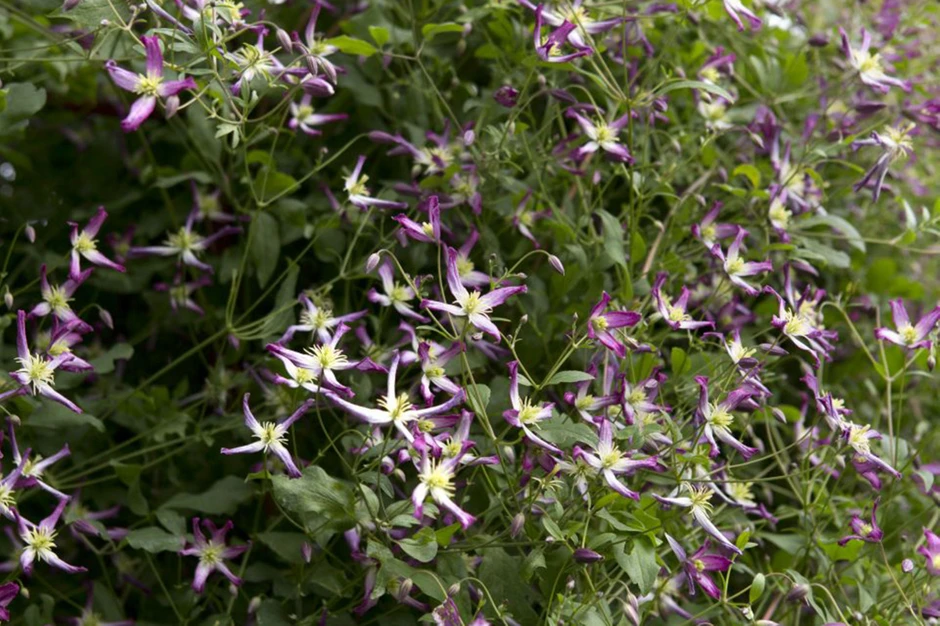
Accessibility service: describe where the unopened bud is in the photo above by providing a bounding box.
[573,548,603,564]
[164,94,180,119]
[305,54,319,75]
[3,288,12,309]
[62,0,80,10]
[321,60,337,84]
[462,129,475,146]
[247,596,262,614]
[394,578,414,602]
[366,252,381,273]
[928,354,936,372]
[99,308,113,329]
[519,314,529,325]
[622,593,640,626]
[24,224,36,243]
[808,33,829,47]
[494,85,519,108]
[447,583,460,597]
[8,415,21,427]
[276,28,293,53]
[301,541,313,563]
[902,558,914,573]
[548,254,565,275]
[786,582,810,602]
[510,513,525,538]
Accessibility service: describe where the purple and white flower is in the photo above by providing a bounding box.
[15,498,87,575]
[220,394,314,479]
[180,518,248,593]
[68,207,125,279]
[874,298,940,350]
[573,420,661,499]
[503,361,559,453]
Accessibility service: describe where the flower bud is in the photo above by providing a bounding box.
[573,548,604,564]
[510,513,525,538]
[808,33,829,47]
[447,583,461,597]
[548,254,565,275]
[62,0,80,10]
[164,95,180,119]
[9,415,21,427]
[305,54,319,75]
[99,308,113,329]
[248,596,262,614]
[276,28,293,53]
[394,578,414,602]
[462,129,475,146]
[494,85,519,108]
[301,541,313,563]
[622,593,640,626]
[928,354,936,372]
[902,558,914,573]
[3,288,12,310]
[786,582,810,602]
[24,224,36,243]
[366,252,381,273]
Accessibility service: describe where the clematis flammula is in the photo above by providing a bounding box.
[394,196,442,244]
[654,484,743,554]
[587,291,642,358]
[566,108,634,163]
[68,207,125,279]
[411,438,476,529]
[421,247,527,341]
[723,0,761,31]
[918,529,940,576]
[665,534,733,599]
[323,352,465,443]
[180,518,249,593]
[29,265,92,332]
[267,324,383,397]
[105,35,197,132]
[710,228,773,296]
[652,273,714,331]
[368,259,426,321]
[840,28,911,93]
[131,210,241,273]
[503,361,559,453]
[573,420,661,499]
[220,394,314,479]
[1,310,83,413]
[838,499,884,546]
[695,377,759,459]
[874,299,940,350]
[852,125,914,201]
[279,295,367,344]
[288,92,348,136]
[344,155,408,210]
[15,498,87,575]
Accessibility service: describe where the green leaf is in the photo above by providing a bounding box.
[421,22,465,40]
[465,383,490,417]
[368,26,390,46]
[90,342,134,375]
[156,509,186,536]
[799,214,866,253]
[670,347,691,376]
[657,80,735,104]
[255,599,290,626]
[28,399,104,432]
[258,531,308,564]
[0,83,47,138]
[325,36,378,57]
[547,370,595,385]
[597,209,627,268]
[435,523,461,547]
[53,0,130,31]
[398,527,438,563]
[750,572,765,604]
[614,539,658,594]
[162,476,253,514]
[253,169,297,205]
[539,420,598,448]
[250,212,280,287]
[478,549,539,624]
[271,465,357,529]
[732,164,761,188]
[125,527,181,553]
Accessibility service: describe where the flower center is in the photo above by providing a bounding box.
[257,422,286,450]
[199,541,225,565]
[687,486,714,513]
[16,353,55,393]
[167,228,202,252]
[783,310,810,337]
[592,123,614,144]
[0,483,16,513]
[899,324,918,345]
[769,198,792,229]
[847,424,872,455]
[74,231,97,253]
[707,405,734,430]
[592,316,609,331]
[600,448,622,469]
[421,462,455,493]
[575,394,594,411]
[306,344,348,371]
[859,522,873,537]
[853,49,884,76]
[626,389,646,407]
[459,291,490,316]
[692,558,706,572]
[424,364,445,379]
[667,305,690,323]
[135,74,163,96]
[389,283,411,303]
[379,393,415,421]
[25,526,57,556]
[700,67,721,84]
[45,285,71,313]
[296,104,314,120]
[346,174,370,198]
[294,367,318,385]
[725,255,745,276]
[700,101,728,123]
[728,482,755,506]
[517,399,544,425]
[456,256,475,276]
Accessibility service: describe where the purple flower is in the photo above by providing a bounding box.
[1,310,83,413]
[566,108,634,163]
[512,191,549,248]
[68,206,125,279]
[665,534,733,599]
[766,286,836,368]
[654,484,743,554]
[838,499,884,546]
[29,265,92,332]
[691,201,737,249]
[0,583,19,622]
[874,299,940,350]
[652,273,714,331]
[710,228,773,296]
[840,28,911,93]
[131,209,240,273]
[15,498,87,575]
[573,420,661,499]
[503,361,559,453]
[368,259,426,321]
[587,292,641,358]
[843,422,901,483]
[323,352,465,443]
[154,274,213,315]
[521,0,622,48]
[722,0,761,31]
[394,195,442,244]
[494,85,519,108]
[918,528,940,576]
[0,462,24,520]
[411,437,476,529]
[279,295,367,344]
[105,35,197,132]
[572,548,604,563]
[288,93,348,136]
[7,421,71,500]
[421,247,527,341]
[533,6,592,63]
[415,340,464,404]
[296,3,339,83]
[621,373,669,425]
[220,394,314,479]
[344,155,408,210]
[694,377,759,459]
[180,518,249,593]
[851,125,914,201]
